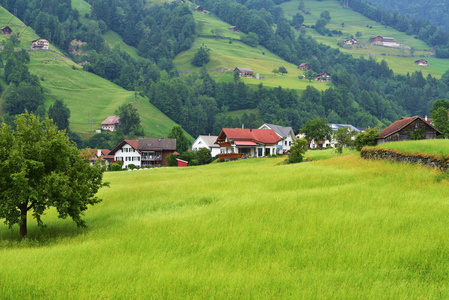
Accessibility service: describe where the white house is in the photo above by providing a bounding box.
[31,38,49,50]
[297,123,361,149]
[109,140,141,168]
[192,135,220,157]
[258,123,296,154]
[215,128,280,159]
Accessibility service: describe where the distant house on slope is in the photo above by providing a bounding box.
[31,38,49,50]
[315,72,330,82]
[1,26,12,35]
[229,26,238,32]
[415,59,428,66]
[196,5,205,13]
[101,116,120,132]
[377,116,441,144]
[298,63,310,70]
[234,67,253,77]
[343,38,359,46]
[258,123,296,154]
[192,135,220,157]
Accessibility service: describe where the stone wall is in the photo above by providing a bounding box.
[361,147,449,171]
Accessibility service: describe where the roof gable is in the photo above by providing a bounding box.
[102,116,120,125]
[195,135,219,148]
[109,140,139,155]
[379,116,441,139]
[137,138,176,151]
[259,123,294,138]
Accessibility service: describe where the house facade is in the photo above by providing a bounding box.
[297,123,361,149]
[137,138,177,168]
[377,116,441,144]
[192,135,220,157]
[315,72,330,82]
[101,116,120,131]
[31,38,49,49]
[1,26,12,35]
[298,63,310,70]
[234,67,253,77]
[258,123,296,154]
[215,128,280,159]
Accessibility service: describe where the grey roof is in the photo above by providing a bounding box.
[137,138,176,151]
[197,135,219,148]
[235,67,253,72]
[330,123,361,133]
[260,124,294,138]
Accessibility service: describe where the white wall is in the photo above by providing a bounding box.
[114,144,141,168]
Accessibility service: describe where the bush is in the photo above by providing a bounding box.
[109,163,122,171]
[288,138,308,163]
[128,164,137,170]
[354,128,380,151]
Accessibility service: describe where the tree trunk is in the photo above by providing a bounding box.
[20,206,27,237]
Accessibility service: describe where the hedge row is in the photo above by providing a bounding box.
[360,147,449,171]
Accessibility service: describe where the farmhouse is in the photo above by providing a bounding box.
[196,5,205,13]
[192,135,220,157]
[343,38,359,46]
[377,116,441,144]
[370,36,383,42]
[101,116,120,132]
[109,138,177,168]
[234,67,253,77]
[415,59,428,66]
[1,26,12,35]
[258,123,296,154]
[215,128,280,159]
[229,26,238,32]
[298,63,310,70]
[84,149,114,166]
[315,72,330,82]
[31,38,49,49]
[370,36,400,47]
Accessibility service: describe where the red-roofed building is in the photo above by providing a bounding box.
[377,116,441,144]
[215,128,281,159]
[101,116,120,132]
[83,149,114,166]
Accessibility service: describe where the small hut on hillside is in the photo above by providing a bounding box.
[1,26,12,35]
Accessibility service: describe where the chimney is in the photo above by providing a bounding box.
[242,124,244,129]
[250,126,252,132]
[425,115,428,121]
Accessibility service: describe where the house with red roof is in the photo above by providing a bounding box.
[215,128,281,159]
[377,116,441,144]
[83,149,114,166]
[108,138,177,168]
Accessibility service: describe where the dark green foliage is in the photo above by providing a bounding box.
[191,46,211,67]
[288,138,307,163]
[334,127,356,154]
[109,163,123,171]
[0,112,108,237]
[430,105,449,138]
[166,154,178,167]
[354,128,380,151]
[301,118,333,146]
[278,66,288,74]
[240,32,259,47]
[48,99,70,131]
[115,103,143,136]
[168,125,189,153]
[2,83,44,115]
[290,13,305,26]
[194,148,213,165]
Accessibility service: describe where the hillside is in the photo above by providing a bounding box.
[2,152,449,297]
[0,5,186,139]
[280,0,449,78]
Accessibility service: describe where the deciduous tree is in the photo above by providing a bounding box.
[0,112,108,237]
[168,125,189,153]
[288,138,308,163]
[301,118,332,147]
[48,99,70,131]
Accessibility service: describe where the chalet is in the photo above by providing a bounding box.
[196,5,205,13]
[298,63,310,70]
[1,26,12,35]
[383,37,395,43]
[377,116,442,144]
[315,72,330,82]
[101,116,120,132]
[258,123,296,154]
[415,59,428,66]
[84,149,114,166]
[370,36,383,42]
[344,38,359,46]
[192,135,220,157]
[229,26,238,32]
[109,138,177,168]
[234,67,253,77]
[215,128,280,160]
[31,38,49,50]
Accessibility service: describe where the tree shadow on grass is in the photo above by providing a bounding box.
[0,222,91,249]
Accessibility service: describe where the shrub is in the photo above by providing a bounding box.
[109,163,122,171]
[354,128,379,151]
[288,138,308,164]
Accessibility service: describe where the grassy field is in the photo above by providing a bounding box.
[27,51,184,139]
[2,151,449,298]
[376,139,449,156]
[280,0,449,77]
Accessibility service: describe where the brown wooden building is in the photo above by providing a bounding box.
[415,59,428,66]
[137,138,177,167]
[298,63,310,70]
[1,26,12,35]
[377,116,441,144]
[234,67,253,77]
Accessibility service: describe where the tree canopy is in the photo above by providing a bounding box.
[0,112,108,237]
[48,99,71,131]
[168,125,189,153]
[115,103,143,136]
[301,118,332,146]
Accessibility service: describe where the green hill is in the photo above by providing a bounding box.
[2,152,449,297]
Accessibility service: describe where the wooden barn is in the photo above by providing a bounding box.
[415,59,428,66]
[196,5,205,13]
[229,26,238,32]
[234,67,253,77]
[370,36,383,42]
[315,72,330,82]
[377,116,441,144]
[1,26,12,35]
[298,63,310,70]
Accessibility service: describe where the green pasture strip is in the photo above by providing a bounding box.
[27,51,183,138]
[2,155,449,298]
[103,31,140,60]
[376,139,449,156]
[194,12,241,39]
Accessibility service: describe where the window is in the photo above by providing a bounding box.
[289,141,291,146]
[284,141,287,146]
[138,157,140,161]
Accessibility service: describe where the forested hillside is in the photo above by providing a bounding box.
[368,0,449,32]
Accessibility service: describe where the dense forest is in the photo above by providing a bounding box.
[2,0,449,145]
[367,0,449,31]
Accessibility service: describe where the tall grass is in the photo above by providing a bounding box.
[377,139,449,156]
[1,153,449,298]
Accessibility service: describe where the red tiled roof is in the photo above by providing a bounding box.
[101,116,120,125]
[109,140,139,155]
[219,128,281,144]
[379,116,441,138]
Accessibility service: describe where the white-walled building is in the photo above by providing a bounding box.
[110,140,141,168]
[297,123,361,148]
[101,116,120,132]
[192,135,220,157]
[258,123,296,154]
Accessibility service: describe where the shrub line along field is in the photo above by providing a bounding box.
[2,149,449,298]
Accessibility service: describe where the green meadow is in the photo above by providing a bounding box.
[2,150,449,298]
[281,0,449,77]
[377,139,449,156]
[27,51,183,139]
